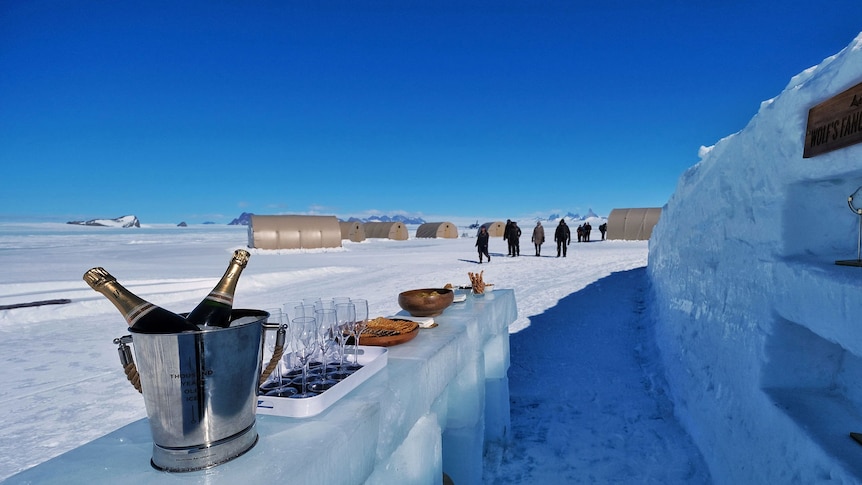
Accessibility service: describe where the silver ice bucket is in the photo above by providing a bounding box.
[130,309,267,472]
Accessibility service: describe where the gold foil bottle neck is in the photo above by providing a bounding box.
[83,267,117,288]
[233,249,250,267]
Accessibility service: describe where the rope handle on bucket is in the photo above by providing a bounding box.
[113,323,287,394]
[259,324,287,387]
[114,335,142,393]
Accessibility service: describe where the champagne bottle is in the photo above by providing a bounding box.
[185,249,251,328]
[83,267,200,334]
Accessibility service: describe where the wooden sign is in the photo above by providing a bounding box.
[803,80,862,158]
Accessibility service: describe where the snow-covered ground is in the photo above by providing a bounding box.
[0,223,708,483]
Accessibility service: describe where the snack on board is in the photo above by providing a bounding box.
[468,270,486,294]
[362,317,419,337]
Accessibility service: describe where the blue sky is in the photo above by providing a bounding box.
[1,1,860,224]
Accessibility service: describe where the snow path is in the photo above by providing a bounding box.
[483,267,711,484]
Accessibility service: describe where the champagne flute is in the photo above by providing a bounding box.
[296,297,319,372]
[294,303,316,319]
[309,308,339,392]
[280,318,305,386]
[332,302,355,380]
[294,304,322,376]
[280,300,305,380]
[282,300,304,323]
[289,316,318,398]
[314,299,336,311]
[350,298,369,368]
[311,297,336,377]
[331,296,351,307]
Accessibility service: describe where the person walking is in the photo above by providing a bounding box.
[555,219,571,257]
[476,226,491,263]
[599,222,607,240]
[509,221,522,256]
[532,221,545,256]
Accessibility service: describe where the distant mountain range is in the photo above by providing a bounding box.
[67,210,601,228]
[228,212,426,226]
[228,211,603,227]
[229,213,254,225]
[543,209,599,222]
[346,214,426,224]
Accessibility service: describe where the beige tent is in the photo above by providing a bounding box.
[480,221,506,237]
[416,222,458,239]
[248,215,343,249]
[606,208,662,241]
[339,221,366,242]
[363,221,409,240]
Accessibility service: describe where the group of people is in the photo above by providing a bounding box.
[504,220,522,256]
[475,218,607,262]
[475,219,527,263]
[576,222,592,242]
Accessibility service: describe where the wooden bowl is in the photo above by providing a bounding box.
[398,288,454,317]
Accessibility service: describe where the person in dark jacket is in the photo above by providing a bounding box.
[476,226,491,263]
[583,221,592,242]
[555,219,571,257]
[532,221,545,256]
[508,221,522,256]
[503,219,513,256]
[599,222,607,240]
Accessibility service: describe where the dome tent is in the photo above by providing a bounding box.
[248,215,343,249]
[416,222,458,239]
[479,221,506,237]
[606,208,662,241]
[339,221,366,242]
[363,221,409,240]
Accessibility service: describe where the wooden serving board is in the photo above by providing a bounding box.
[360,326,420,346]
[356,318,420,347]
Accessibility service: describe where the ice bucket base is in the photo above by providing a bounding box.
[150,421,258,472]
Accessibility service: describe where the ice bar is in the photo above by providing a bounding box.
[5,289,516,484]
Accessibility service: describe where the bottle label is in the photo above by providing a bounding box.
[207,291,234,306]
[126,303,156,325]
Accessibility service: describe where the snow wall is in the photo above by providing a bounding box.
[649,33,862,483]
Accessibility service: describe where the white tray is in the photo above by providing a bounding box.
[256,346,387,418]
